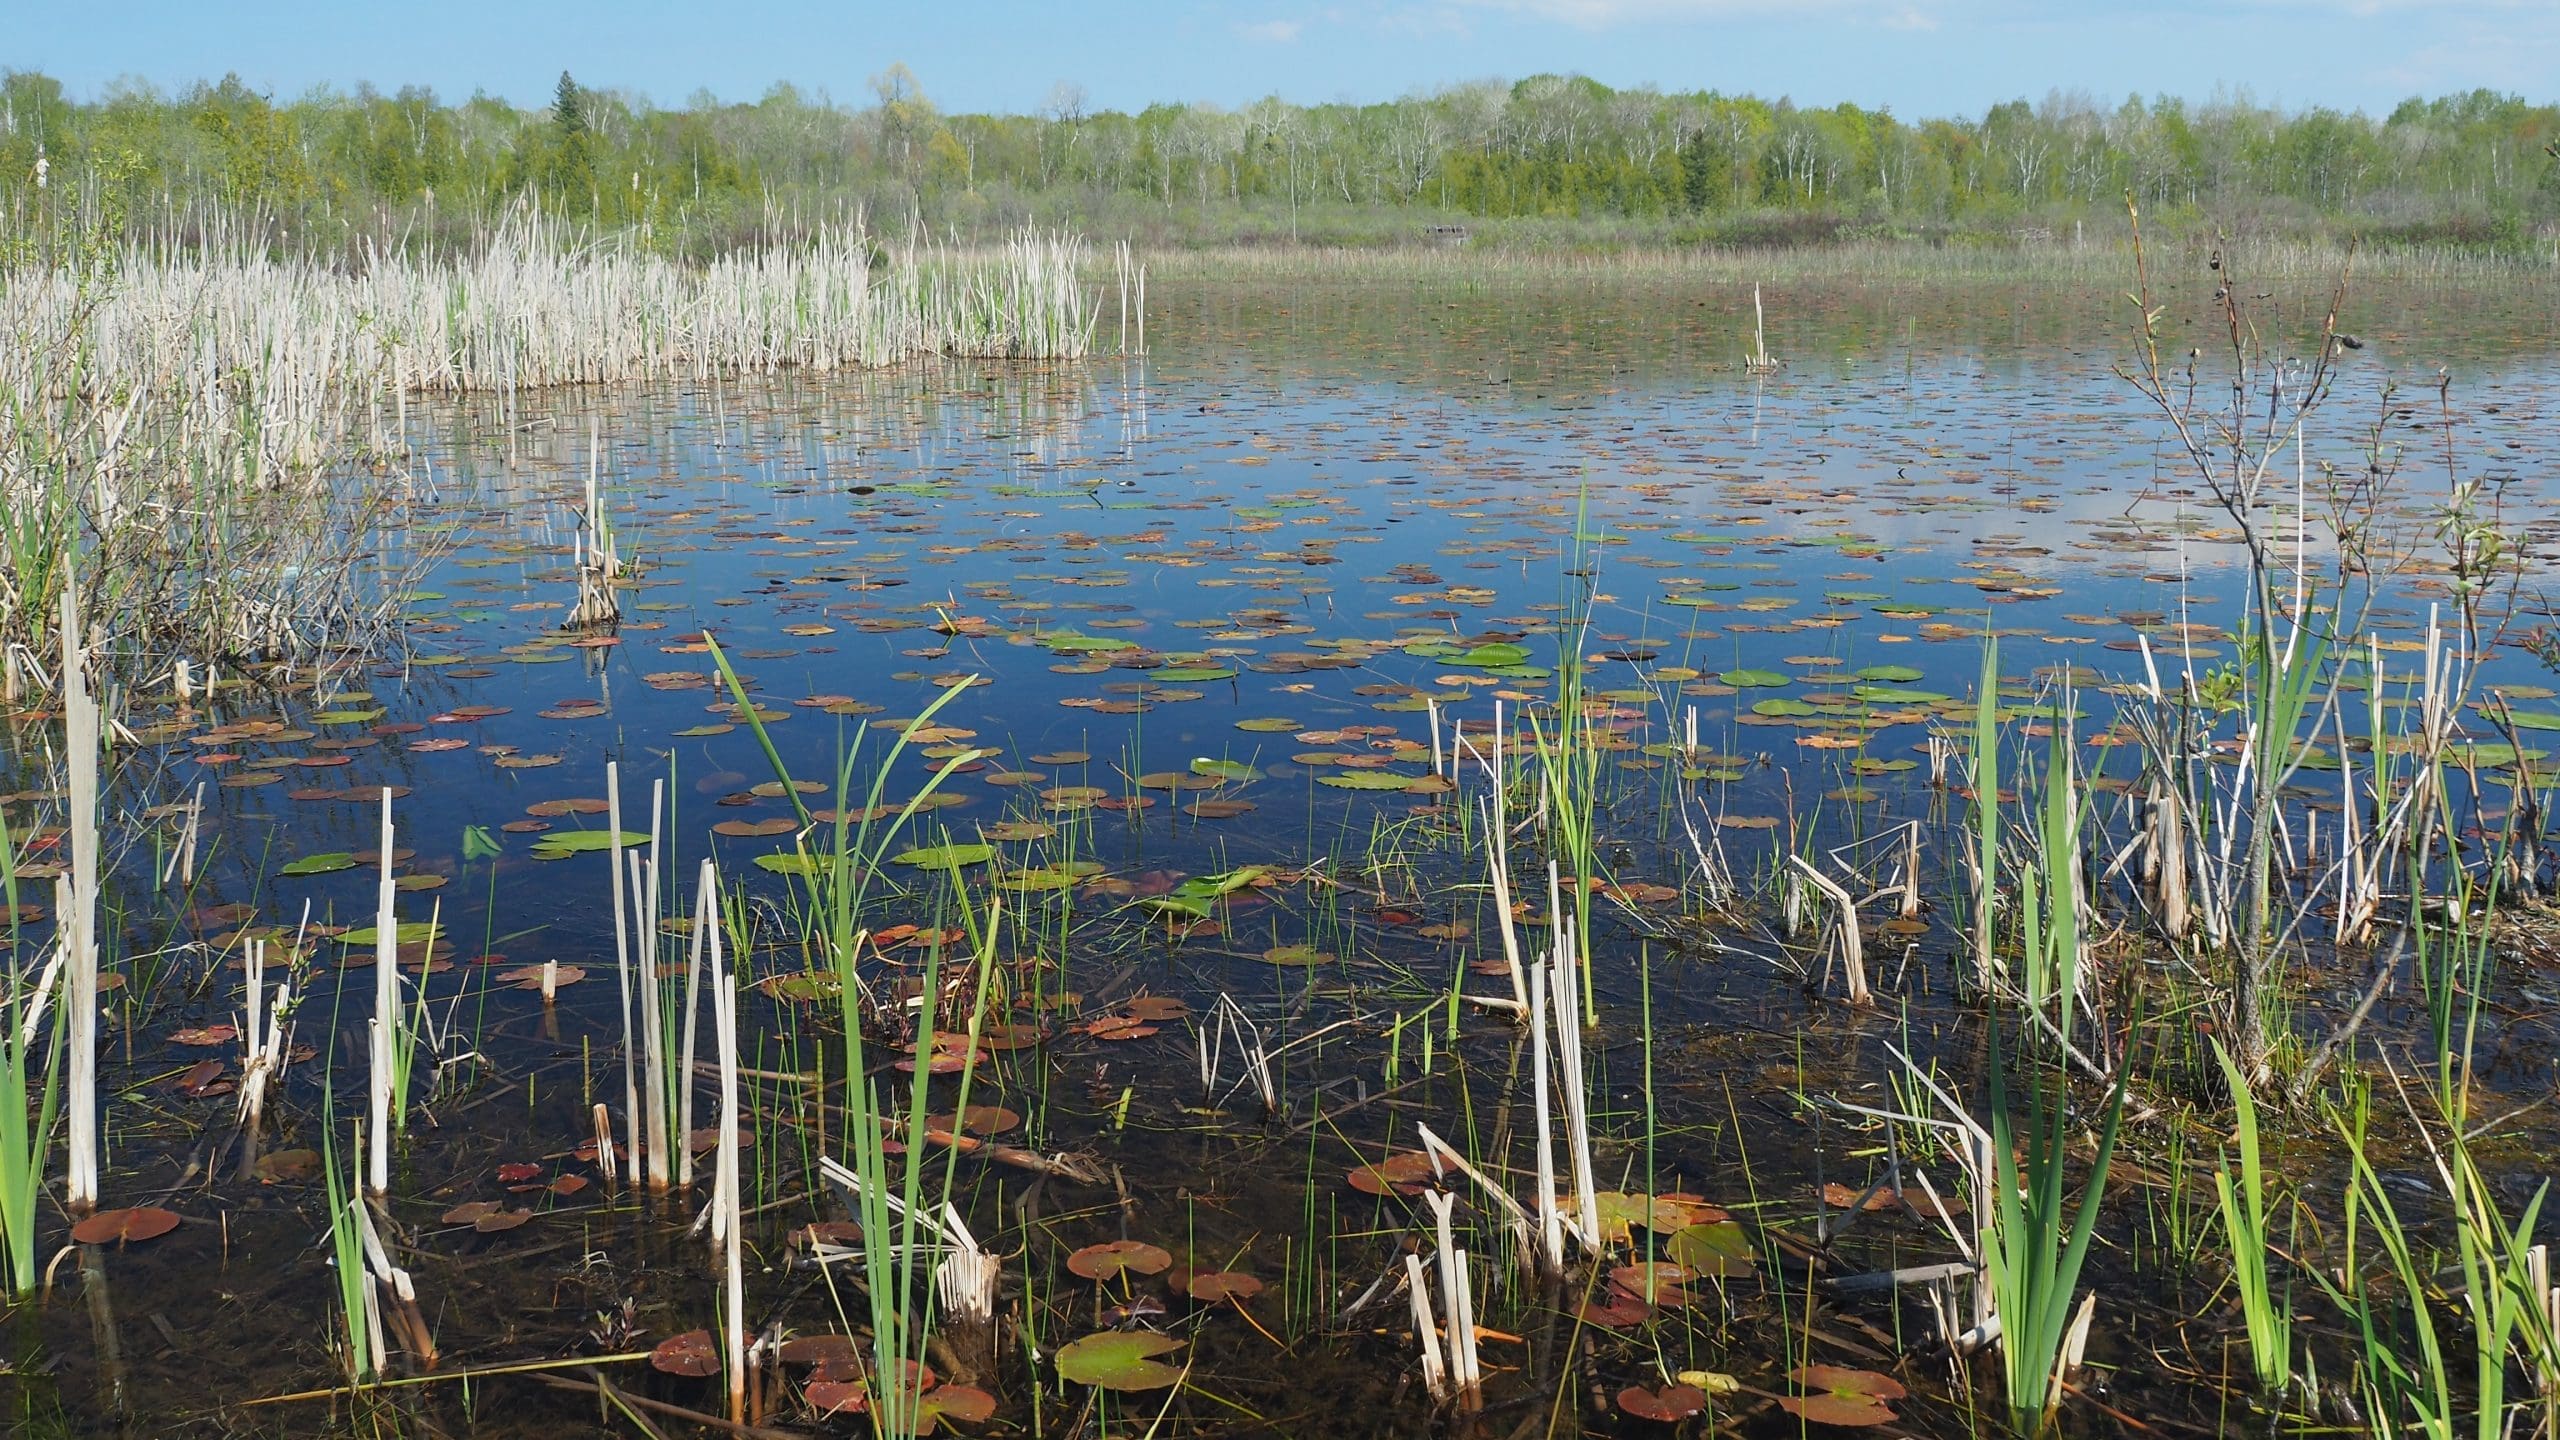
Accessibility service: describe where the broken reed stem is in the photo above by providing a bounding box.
[1403,1251,1449,1402]
[59,571,100,1213]
[366,791,399,1196]
[678,858,713,1190]
[1422,1191,1483,1409]
[704,860,747,1424]
[642,779,668,1191]
[631,859,669,1187]
[1525,953,1566,1276]
[1546,909,1601,1254]
[592,1103,619,1189]
[1478,701,1531,1014]
[1787,853,1872,1005]
[237,936,295,1167]
[607,763,644,1186]
[1899,821,1924,918]
[354,1193,437,1369]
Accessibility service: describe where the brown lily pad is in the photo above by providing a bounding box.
[71,1207,182,1246]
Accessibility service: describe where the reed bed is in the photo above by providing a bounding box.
[0,211,1109,695]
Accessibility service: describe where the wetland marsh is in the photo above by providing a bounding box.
[4,248,2560,1440]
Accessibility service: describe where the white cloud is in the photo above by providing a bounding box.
[1238,19,1306,42]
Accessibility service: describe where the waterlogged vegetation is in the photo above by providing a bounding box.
[0,221,2558,1440]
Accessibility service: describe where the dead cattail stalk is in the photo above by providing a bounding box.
[58,573,101,1214]
[1788,853,1872,1005]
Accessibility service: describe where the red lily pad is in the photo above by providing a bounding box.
[651,1329,721,1377]
[1619,1383,1709,1422]
[1186,1270,1265,1303]
[1779,1366,1907,1427]
[1066,1239,1172,1281]
[1347,1151,1437,1197]
[71,1207,181,1246]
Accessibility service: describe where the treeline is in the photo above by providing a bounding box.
[2,66,2556,255]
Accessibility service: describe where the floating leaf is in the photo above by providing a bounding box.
[917,1383,997,1431]
[71,1207,181,1246]
[280,852,361,876]
[1619,1384,1708,1422]
[254,1148,321,1183]
[650,1329,721,1377]
[1055,1331,1185,1391]
[892,842,996,870]
[529,830,650,861]
[1347,1152,1437,1197]
[1318,771,1418,791]
[1664,1220,1758,1277]
[1066,1240,1172,1281]
[1779,1366,1906,1427]
[1186,1271,1265,1303]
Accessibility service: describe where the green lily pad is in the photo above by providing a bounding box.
[1719,669,1791,688]
[336,921,443,948]
[891,842,996,870]
[530,830,651,862]
[1319,772,1418,791]
[1041,633,1138,654]
[1664,1220,1758,1277]
[1056,1331,1185,1392]
[279,852,361,877]
[1455,642,1531,668]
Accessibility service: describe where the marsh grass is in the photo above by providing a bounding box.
[1986,1039,2128,1436]
[0,796,64,1297]
[2209,1039,2293,1396]
[0,210,1110,696]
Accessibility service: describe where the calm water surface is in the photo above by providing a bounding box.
[8,267,2560,1435]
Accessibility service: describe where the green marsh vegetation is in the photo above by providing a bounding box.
[0,196,1118,702]
[0,172,2556,1440]
[4,68,2558,259]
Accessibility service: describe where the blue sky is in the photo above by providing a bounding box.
[10,1,2549,117]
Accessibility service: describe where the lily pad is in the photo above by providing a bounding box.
[279,852,361,877]
[1066,1239,1173,1280]
[1779,1365,1906,1427]
[529,830,650,861]
[1664,1220,1758,1277]
[892,842,996,870]
[71,1207,181,1246]
[1055,1331,1185,1392]
[1619,1383,1708,1422]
